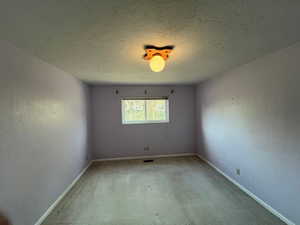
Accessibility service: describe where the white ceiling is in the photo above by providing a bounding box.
[1,0,300,84]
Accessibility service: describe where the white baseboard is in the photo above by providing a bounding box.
[34,161,92,225]
[92,153,196,162]
[196,154,295,225]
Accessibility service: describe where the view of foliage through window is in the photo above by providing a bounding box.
[122,99,169,124]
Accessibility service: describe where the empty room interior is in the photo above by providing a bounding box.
[1,1,300,225]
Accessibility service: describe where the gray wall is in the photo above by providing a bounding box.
[196,42,300,224]
[0,41,90,225]
[91,85,196,159]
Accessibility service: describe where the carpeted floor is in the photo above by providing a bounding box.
[42,156,286,225]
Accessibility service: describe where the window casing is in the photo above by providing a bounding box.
[121,98,169,124]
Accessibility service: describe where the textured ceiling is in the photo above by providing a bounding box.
[1,0,300,84]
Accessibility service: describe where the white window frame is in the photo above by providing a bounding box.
[121,98,170,125]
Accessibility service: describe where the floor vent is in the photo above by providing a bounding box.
[143,159,154,163]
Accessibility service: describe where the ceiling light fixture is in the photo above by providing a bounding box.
[143,45,174,72]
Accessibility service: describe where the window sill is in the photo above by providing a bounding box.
[122,120,170,125]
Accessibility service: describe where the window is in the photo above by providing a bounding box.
[122,98,169,124]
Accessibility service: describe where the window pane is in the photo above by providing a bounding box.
[146,99,167,121]
[122,99,169,124]
[123,100,145,122]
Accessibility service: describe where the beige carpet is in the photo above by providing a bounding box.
[42,156,286,225]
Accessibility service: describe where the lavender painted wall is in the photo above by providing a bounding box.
[0,41,90,225]
[91,85,196,159]
[196,42,300,224]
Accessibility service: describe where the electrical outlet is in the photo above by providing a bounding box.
[236,168,240,175]
[144,146,150,151]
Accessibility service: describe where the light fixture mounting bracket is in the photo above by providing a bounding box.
[143,45,174,60]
